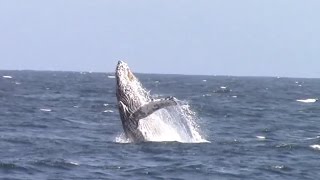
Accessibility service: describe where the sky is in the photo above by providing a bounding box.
[0,0,319,78]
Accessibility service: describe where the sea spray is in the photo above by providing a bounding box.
[116,98,208,143]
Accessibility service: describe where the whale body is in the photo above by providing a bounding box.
[115,61,177,142]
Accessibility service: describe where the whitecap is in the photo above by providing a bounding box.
[69,161,79,166]
[220,86,227,89]
[256,136,266,140]
[2,75,13,79]
[202,80,207,82]
[103,103,109,107]
[40,108,52,112]
[273,165,285,169]
[310,144,320,150]
[108,75,115,79]
[296,99,318,103]
[103,110,113,113]
[232,95,237,98]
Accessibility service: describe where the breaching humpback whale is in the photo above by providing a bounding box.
[115,61,177,142]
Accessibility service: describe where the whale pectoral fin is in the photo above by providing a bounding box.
[131,96,178,120]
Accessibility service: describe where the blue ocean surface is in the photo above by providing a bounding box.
[0,70,319,180]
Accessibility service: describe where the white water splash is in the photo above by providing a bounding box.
[115,86,207,142]
[116,101,208,143]
[115,133,130,143]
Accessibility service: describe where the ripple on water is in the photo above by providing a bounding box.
[32,159,80,170]
[1,71,320,180]
[0,162,30,173]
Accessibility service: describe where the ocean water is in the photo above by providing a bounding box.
[0,70,320,180]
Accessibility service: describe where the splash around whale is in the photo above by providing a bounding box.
[114,60,208,143]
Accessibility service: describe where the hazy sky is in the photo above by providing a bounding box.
[0,1,319,78]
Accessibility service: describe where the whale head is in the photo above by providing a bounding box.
[115,61,145,114]
[116,61,137,89]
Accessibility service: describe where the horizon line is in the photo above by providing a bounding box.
[0,68,319,80]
